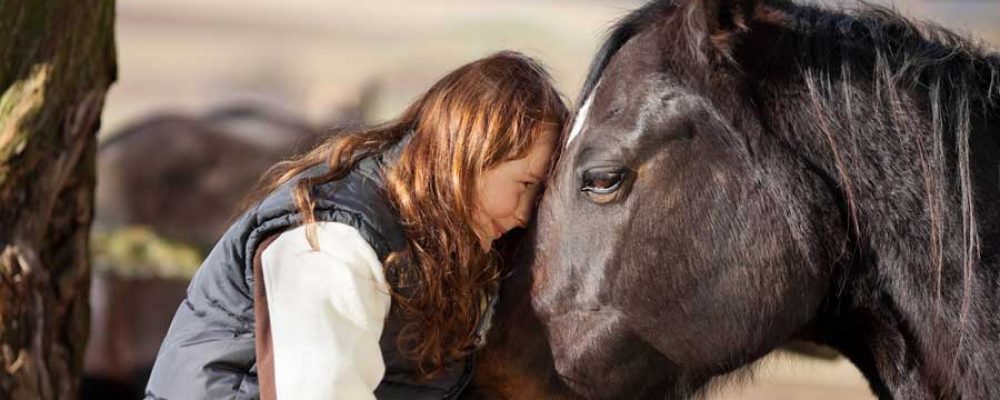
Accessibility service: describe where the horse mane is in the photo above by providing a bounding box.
[581,0,1000,105]
[774,5,999,375]
[782,2,1000,108]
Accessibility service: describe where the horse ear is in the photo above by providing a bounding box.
[680,0,760,62]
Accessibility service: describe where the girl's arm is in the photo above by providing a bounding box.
[256,222,391,399]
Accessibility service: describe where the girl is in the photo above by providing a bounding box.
[144,51,568,399]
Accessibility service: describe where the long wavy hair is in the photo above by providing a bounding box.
[242,51,568,377]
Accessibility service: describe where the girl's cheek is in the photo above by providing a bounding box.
[479,187,513,217]
[497,188,522,217]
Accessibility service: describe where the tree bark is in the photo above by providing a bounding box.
[0,1,117,398]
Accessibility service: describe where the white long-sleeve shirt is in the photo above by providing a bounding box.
[259,222,391,399]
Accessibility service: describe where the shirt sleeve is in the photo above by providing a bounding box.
[260,222,391,400]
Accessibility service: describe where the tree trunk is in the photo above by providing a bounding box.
[0,1,117,398]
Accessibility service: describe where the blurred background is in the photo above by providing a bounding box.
[87,0,999,398]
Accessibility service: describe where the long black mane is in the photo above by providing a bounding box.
[581,1,1000,104]
[761,6,1000,389]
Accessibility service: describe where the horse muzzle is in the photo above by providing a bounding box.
[541,308,678,399]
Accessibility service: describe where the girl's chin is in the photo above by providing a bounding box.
[472,224,494,251]
[479,237,493,251]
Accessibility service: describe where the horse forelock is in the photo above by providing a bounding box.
[578,1,678,107]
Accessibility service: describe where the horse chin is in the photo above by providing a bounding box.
[545,309,681,399]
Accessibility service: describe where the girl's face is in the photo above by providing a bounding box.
[473,130,558,250]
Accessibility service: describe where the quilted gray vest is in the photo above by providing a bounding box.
[144,141,473,399]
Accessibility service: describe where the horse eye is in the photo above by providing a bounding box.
[581,169,626,195]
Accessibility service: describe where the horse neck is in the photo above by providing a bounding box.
[812,109,1000,399]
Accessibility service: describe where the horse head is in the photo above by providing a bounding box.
[531,0,1000,398]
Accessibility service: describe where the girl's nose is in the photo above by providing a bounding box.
[515,185,542,227]
[513,201,532,228]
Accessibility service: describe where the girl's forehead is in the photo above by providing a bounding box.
[491,129,557,175]
[524,138,556,175]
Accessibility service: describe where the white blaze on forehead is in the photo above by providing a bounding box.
[566,81,601,146]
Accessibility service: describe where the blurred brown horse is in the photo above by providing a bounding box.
[94,102,357,246]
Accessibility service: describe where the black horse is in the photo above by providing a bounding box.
[530,0,1000,398]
